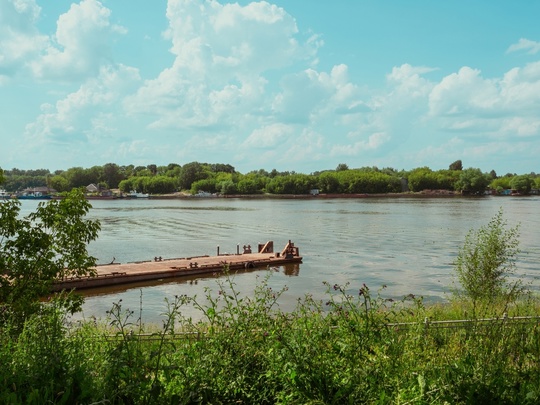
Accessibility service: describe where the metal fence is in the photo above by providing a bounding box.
[387,314,540,331]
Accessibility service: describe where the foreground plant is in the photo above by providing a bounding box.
[453,208,526,311]
[0,189,100,330]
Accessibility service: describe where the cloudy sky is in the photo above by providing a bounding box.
[1,0,540,175]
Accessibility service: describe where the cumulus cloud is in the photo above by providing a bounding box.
[30,0,126,81]
[25,64,141,146]
[125,0,320,130]
[0,0,126,82]
[0,0,47,79]
[429,67,499,117]
[507,38,540,55]
[428,63,540,139]
[330,132,391,157]
[7,1,540,173]
[243,123,295,148]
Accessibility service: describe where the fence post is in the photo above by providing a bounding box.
[424,317,430,336]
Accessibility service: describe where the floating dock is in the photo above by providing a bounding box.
[52,240,301,292]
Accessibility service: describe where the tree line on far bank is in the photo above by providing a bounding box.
[1,160,539,196]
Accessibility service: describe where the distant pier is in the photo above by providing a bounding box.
[52,240,301,291]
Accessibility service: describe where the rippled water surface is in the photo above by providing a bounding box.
[20,196,540,321]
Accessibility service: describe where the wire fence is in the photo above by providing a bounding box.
[88,314,540,343]
[387,314,540,330]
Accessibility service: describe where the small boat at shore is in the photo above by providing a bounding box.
[17,191,52,200]
[0,189,11,200]
[128,190,149,198]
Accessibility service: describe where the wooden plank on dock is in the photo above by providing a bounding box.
[52,240,302,291]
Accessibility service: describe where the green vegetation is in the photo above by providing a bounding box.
[453,209,525,310]
[1,273,539,404]
[0,189,100,331]
[1,195,540,403]
[2,161,539,196]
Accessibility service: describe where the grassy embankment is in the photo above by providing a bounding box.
[1,270,540,404]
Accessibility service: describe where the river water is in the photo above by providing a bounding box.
[19,196,540,322]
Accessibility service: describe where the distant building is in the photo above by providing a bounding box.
[86,184,99,193]
[22,186,56,195]
[86,183,113,197]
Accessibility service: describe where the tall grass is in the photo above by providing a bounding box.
[1,270,540,404]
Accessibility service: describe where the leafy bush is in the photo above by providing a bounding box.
[0,189,100,330]
[453,209,526,309]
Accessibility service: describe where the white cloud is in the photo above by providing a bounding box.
[7,1,540,174]
[429,67,499,117]
[330,132,391,157]
[243,123,294,148]
[25,64,141,146]
[0,0,47,79]
[387,64,436,99]
[126,0,319,130]
[507,38,540,55]
[427,63,540,139]
[30,0,126,81]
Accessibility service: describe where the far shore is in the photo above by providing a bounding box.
[140,190,512,200]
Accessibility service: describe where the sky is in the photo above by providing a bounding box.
[1,0,540,175]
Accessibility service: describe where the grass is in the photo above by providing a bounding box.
[1,271,540,404]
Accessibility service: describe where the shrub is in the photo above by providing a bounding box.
[452,209,526,309]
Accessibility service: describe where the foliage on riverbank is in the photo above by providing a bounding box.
[1,272,540,404]
[3,161,540,196]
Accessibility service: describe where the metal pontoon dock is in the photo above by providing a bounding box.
[52,240,301,291]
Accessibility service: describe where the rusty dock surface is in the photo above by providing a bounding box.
[52,240,301,292]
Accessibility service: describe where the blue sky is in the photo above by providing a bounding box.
[1,0,539,175]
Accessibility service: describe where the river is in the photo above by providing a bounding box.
[19,196,540,322]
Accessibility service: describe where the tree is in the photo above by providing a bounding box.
[49,175,70,192]
[454,168,490,194]
[490,177,511,193]
[178,162,207,190]
[190,178,217,194]
[449,159,463,171]
[0,189,100,329]
[65,167,93,189]
[453,209,524,307]
[103,163,124,189]
[0,168,4,185]
[510,175,533,195]
[317,171,341,193]
[407,167,439,191]
[336,163,349,172]
[219,180,238,195]
[147,164,158,176]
